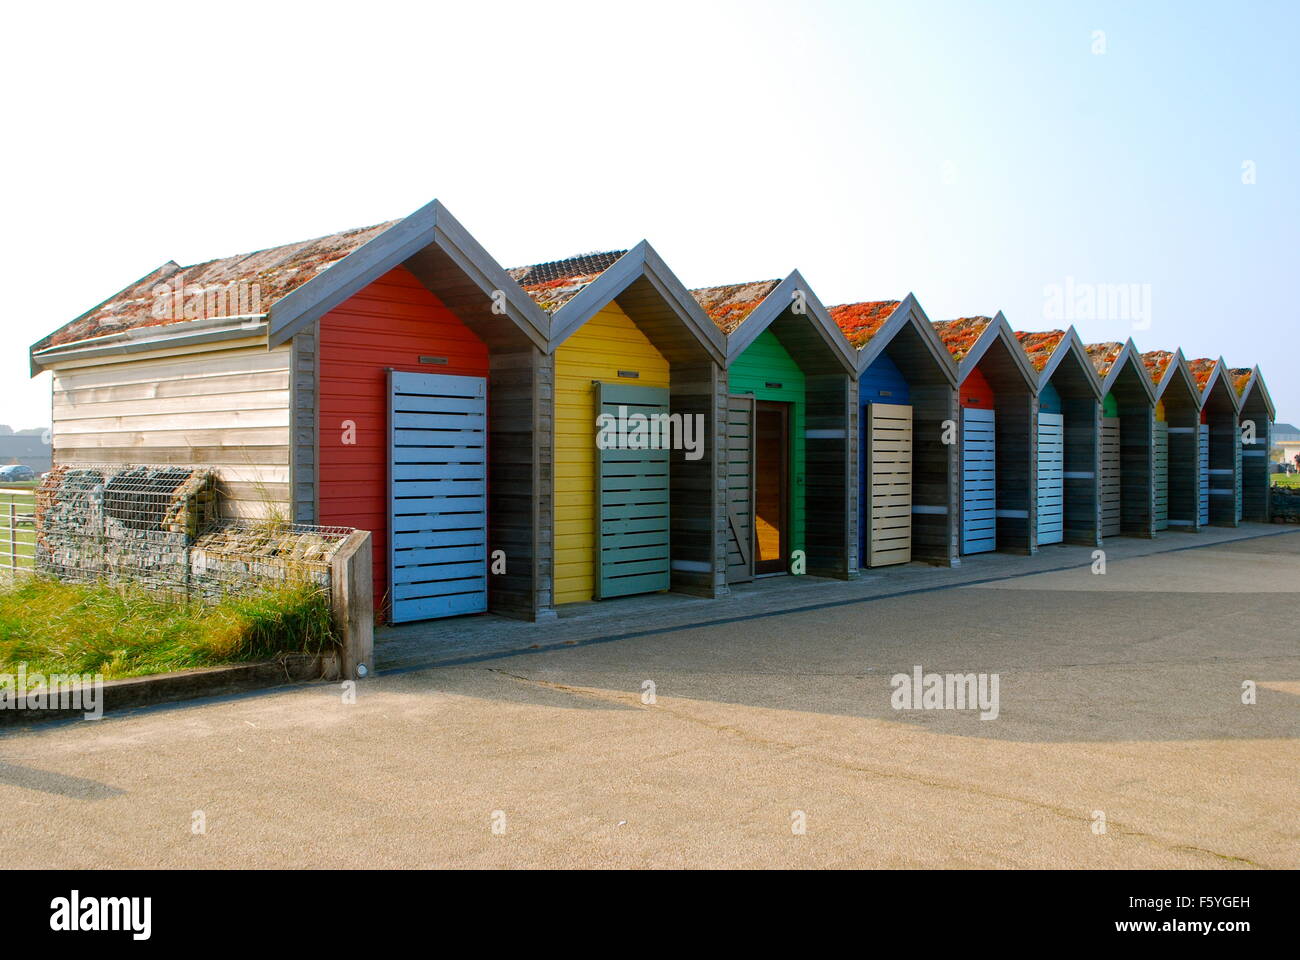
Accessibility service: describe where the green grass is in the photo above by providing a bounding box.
[1271,473,1300,489]
[0,578,338,685]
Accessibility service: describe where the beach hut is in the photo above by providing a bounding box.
[1084,340,1158,538]
[690,274,858,582]
[1188,357,1242,528]
[30,199,554,624]
[1015,328,1104,547]
[1229,365,1275,522]
[932,314,1039,555]
[509,245,727,605]
[829,295,960,567]
[1141,350,1202,531]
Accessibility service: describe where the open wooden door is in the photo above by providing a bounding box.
[866,402,912,566]
[725,394,755,584]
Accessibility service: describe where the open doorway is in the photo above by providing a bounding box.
[754,400,790,575]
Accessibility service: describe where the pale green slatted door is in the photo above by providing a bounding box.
[595,382,672,599]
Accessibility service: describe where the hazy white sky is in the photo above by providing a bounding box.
[2,0,1295,427]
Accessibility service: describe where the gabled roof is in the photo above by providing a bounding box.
[830,295,957,385]
[31,199,552,370]
[1140,349,1200,405]
[689,273,856,374]
[933,312,1039,389]
[1013,327,1102,398]
[1187,356,1240,413]
[1228,365,1276,420]
[513,243,726,365]
[1084,338,1156,403]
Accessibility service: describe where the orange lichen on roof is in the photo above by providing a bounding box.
[828,300,901,349]
[1187,357,1218,392]
[1014,330,1066,371]
[507,251,627,313]
[1229,367,1253,396]
[691,280,781,334]
[1141,350,1175,386]
[1086,341,1124,378]
[36,220,398,350]
[931,316,992,362]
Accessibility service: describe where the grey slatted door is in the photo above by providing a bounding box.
[1153,421,1169,530]
[388,371,488,623]
[961,407,996,554]
[867,403,912,566]
[1235,437,1243,522]
[596,382,671,599]
[1037,412,1065,545]
[1198,427,1210,526]
[1100,417,1121,538]
[725,395,755,584]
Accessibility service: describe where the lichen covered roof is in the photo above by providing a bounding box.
[1141,350,1176,386]
[35,220,398,351]
[1014,329,1067,371]
[931,316,992,362]
[1085,341,1125,378]
[1187,357,1218,392]
[507,251,627,313]
[828,300,901,349]
[1229,367,1253,396]
[691,280,781,334]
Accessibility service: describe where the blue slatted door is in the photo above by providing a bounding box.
[1234,437,1243,522]
[1100,418,1121,538]
[961,408,997,554]
[388,371,488,623]
[1037,412,1065,545]
[596,382,671,599]
[1153,421,1169,530]
[1198,427,1210,526]
[866,403,912,566]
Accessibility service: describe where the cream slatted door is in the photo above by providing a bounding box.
[725,395,755,583]
[866,403,912,565]
[1036,413,1065,545]
[1099,417,1121,538]
[1152,421,1169,530]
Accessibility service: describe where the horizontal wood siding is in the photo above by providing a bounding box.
[51,343,293,519]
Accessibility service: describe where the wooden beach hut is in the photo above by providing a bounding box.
[1229,365,1276,523]
[829,295,960,567]
[1015,328,1104,547]
[691,274,858,582]
[509,245,727,605]
[1141,350,1202,532]
[1084,339,1158,538]
[1188,357,1242,528]
[932,314,1039,555]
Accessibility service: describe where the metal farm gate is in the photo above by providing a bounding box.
[1099,417,1121,538]
[387,371,489,623]
[864,402,913,566]
[595,382,672,599]
[961,407,997,554]
[1036,412,1065,545]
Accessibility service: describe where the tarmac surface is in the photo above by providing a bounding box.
[0,527,1296,868]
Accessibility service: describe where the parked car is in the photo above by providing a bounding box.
[0,464,35,481]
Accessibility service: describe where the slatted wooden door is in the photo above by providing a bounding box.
[866,402,912,566]
[1198,427,1210,526]
[1153,421,1169,530]
[388,371,488,623]
[1099,417,1121,538]
[595,382,671,599]
[1037,412,1065,545]
[1235,439,1243,522]
[961,407,997,554]
[725,394,755,584]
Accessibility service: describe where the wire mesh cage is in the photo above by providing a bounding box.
[2,463,357,602]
